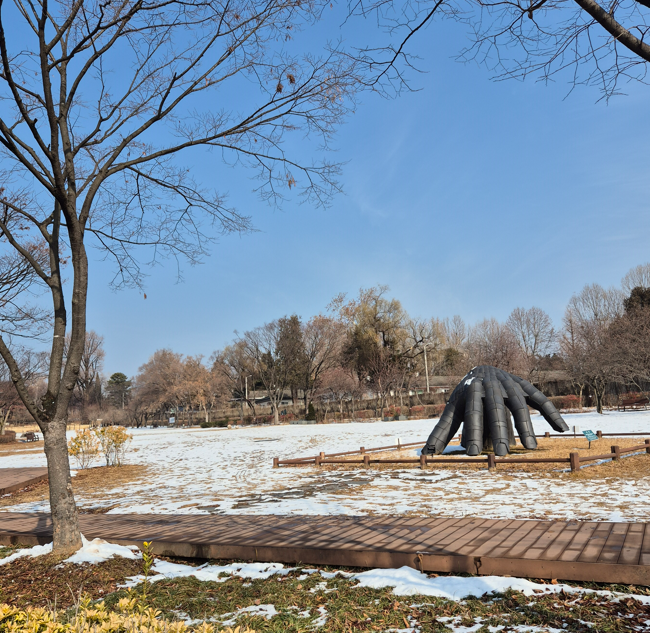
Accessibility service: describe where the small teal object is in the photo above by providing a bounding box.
[583,430,598,441]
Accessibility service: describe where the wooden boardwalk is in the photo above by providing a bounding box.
[0,512,648,585]
[0,469,48,495]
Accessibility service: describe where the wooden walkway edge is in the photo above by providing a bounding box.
[0,469,48,495]
[0,513,648,586]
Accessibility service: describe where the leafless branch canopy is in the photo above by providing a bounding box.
[349,0,650,98]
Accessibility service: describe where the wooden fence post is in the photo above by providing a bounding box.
[570,452,580,472]
[611,445,621,460]
[645,439,650,454]
[364,455,370,468]
[360,446,365,454]
[420,454,426,469]
[320,451,325,459]
[273,457,279,468]
[315,456,322,467]
[487,454,496,470]
[597,430,603,438]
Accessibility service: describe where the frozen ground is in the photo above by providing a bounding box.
[2,410,650,521]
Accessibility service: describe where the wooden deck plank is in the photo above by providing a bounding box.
[619,524,645,566]
[0,513,647,585]
[578,523,614,563]
[598,524,629,563]
[0,468,48,495]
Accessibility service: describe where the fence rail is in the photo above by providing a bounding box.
[273,437,650,472]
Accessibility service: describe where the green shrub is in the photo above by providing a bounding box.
[305,403,317,421]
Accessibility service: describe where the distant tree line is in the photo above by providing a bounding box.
[126,262,650,422]
[4,263,650,427]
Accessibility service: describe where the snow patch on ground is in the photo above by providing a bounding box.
[123,560,295,588]
[220,604,278,627]
[353,565,650,604]
[65,535,141,564]
[0,534,140,566]
[0,542,52,566]
[2,411,650,520]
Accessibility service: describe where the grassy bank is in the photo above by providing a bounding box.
[0,545,648,632]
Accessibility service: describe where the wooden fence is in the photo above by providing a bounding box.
[273,436,650,472]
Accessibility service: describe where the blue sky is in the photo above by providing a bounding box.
[83,10,650,377]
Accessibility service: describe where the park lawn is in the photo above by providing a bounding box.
[0,546,649,632]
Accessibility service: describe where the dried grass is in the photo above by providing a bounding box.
[0,464,150,510]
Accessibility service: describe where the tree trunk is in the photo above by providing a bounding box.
[578,384,584,409]
[595,387,605,414]
[273,403,279,425]
[43,419,82,553]
[0,408,9,435]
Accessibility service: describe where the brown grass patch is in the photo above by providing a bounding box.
[0,552,144,608]
[310,437,650,479]
[0,442,44,457]
[0,464,150,510]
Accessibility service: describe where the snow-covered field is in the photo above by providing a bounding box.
[2,410,650,521]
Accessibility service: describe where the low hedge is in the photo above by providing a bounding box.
[548,395,582,410]
[0,597,253,633]
[199,419,230,428]
[0,431,15,444]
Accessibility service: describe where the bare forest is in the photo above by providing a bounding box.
[7,263,648,432]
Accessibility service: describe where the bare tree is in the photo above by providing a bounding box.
[506,307,556,382]
[64,331,105,412]
[0,348,47,434]
[0,0,360,550]
[212,342,257,422]
[468,318,525,374]
[622,263,650,296]
[301,315,346,411]
[405,317,446,392]
[320,366,359,418]
[560,283,623,413]
[132,350,184,420]
[350,0,650,100]
[182,356,227,424]
[440,315,469,376]
[608,305,650,390]
[238,321,290,425]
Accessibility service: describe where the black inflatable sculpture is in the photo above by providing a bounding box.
[423,365,569,457]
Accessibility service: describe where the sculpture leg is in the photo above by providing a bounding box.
[483,379,510,456]
[499,375,537,449]
[463,379,484,456]
[505,409,516,448]
[423,391,466,455]
[511,375,569,432]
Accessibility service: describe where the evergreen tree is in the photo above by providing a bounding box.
[106,373,132,410]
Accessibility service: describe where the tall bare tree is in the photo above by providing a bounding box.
[212,342,257,422]
[132,350,184,421]
[468,318,525,374]
[182,356,226,423]
[560,283,623,413]
[64,330,105,411]
[238,321,290,425]
[506,307,556,382]
[622,263,650,296]
[0,0,359,550]
[301,314,346,411]
[351,0,650,100]
[0,347,47,434]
